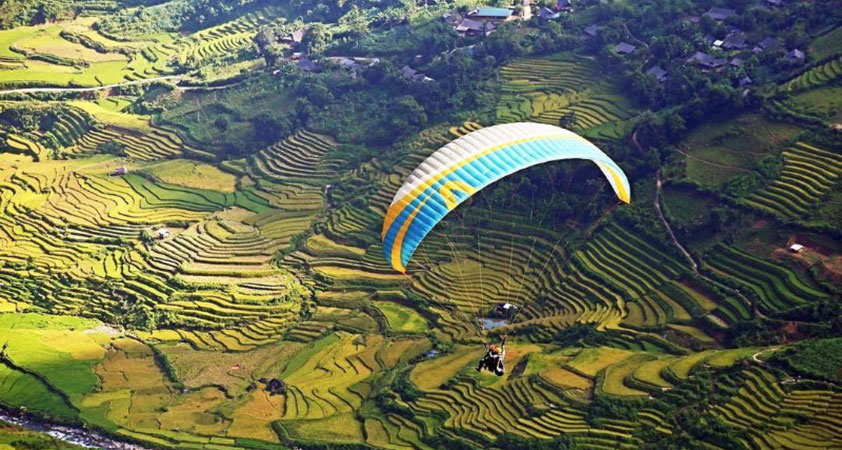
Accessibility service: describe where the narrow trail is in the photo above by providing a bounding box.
[673,147,751,172]
[0,75,239,96]
[633,134,757,320]
[0,76,181,96]
[654,168,698,272]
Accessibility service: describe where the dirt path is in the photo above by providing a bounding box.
[0,76,182,96]
[654,169,699,272]
[673,147,751,172]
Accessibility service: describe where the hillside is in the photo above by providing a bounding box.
[0,0,841,449]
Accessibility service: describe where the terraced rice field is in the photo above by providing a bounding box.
[786,57,842,91]
[741,142,842,218]
[496,54,638,139]
[703,245,828,314]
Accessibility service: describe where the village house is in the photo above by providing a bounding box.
[646,66,668,82]
[583,24,599,38]
[721,34,748,50]
[468,6,515,22]
[298,57,317,72]
[785,49,806,62]
[539,7,560,20]
[756,36,779,52]
[156,229,170,240]
[110,166,128,177]
[687,51,727,68]
[281,28,306,48]
[556,0,573,11]
[615,42,636,55]
[703,7,736,21]
[455,17,496,36]
[400,66,434,83]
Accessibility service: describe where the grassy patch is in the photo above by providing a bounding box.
[375,302,427,333]
[682,114,802,188]
[566,347,635,377]
[809,26,842,61]
[410,346,484,391]
[791,84,842,124]
[142,159,238,192]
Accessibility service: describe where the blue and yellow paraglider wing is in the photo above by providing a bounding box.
[381,122,630,273]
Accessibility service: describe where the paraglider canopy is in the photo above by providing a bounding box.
[381,122,631,273]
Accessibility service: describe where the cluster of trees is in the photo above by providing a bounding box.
[97,0,268,36]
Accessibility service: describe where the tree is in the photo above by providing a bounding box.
[303,23,332,55]
[559,112,578,129]
[97,140,126,157]
[214,116,229,131]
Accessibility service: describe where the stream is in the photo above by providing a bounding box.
[0,406,150,450]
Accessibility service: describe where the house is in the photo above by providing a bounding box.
[766,0,785,6]
[468,6,515,21]
[721,34,748,50]
[757,36,778,51]
[281,28,306,47]
[455,18,496,36]
[326,56,360,70]
[448,45,477,57]
[556,0,572,11]
[539,7,560,20]
[739,76,753,86]
[156,229,170,240]
[786,49,805,61]
[400,66,434,83]
[687,51,727,68]
[703,7,736,21]
[298,57,317,72]
[583,24,599,37]
[615,42,636,54]
[110,166,128,177]
[789,244,805,253]
[713,39,724,47]
[730,57,744,67]
[646,66,668,82]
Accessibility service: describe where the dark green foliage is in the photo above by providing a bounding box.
[97,140,126,157]
[770,337,842,382]
[585,395,643,425]
[494,433,578,450]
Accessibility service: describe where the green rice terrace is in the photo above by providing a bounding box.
[0,0,840,449]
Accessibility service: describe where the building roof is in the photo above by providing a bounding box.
[703,6,736,20]
[472,6,513,18]
[284,28,306,43]
[786,49,805,60]
[557,0,572,8]
[790,244,805,252]
[326,57,360,69]
[739,76,753,86]
[730,57,744,67]
[687,51,727,68]
[615,42,636,54]
[456,17,495,33]
[722,34,747,50]
[758,36,778,49]
[298,57,317,72]
[766,0,785,6]
[584,24,599,37]
[400,66,434,83]
[646,65,667,81]
[540,7,560,19]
